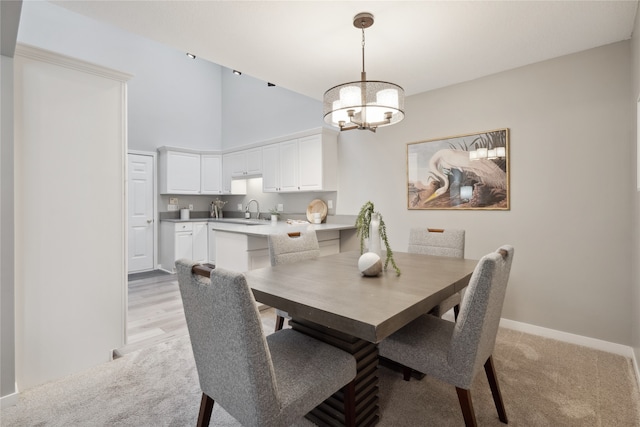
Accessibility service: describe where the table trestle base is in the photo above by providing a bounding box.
[290,319,380,427]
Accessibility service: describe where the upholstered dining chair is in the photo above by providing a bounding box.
[268,230,321,331]
[408,228,466,319]
[378,245,514,427]
[175,259,356,427]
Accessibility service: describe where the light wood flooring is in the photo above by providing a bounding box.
[115,271,279,357]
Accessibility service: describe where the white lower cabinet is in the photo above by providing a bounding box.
[160,221,208,272]
[208,226,216,265]
[192,222,208,263]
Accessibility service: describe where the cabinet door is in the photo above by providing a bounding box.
[192,222,208,263]
[279,140,299,192]
[208,227,216,264]
[221,153,234,193]
[262,144,280,192]
[227,152,247,177]
[298,134,323,191]
[165,151,201,194]
[201,154,222,194]
[175,231,193,261]
[246,147,262,175]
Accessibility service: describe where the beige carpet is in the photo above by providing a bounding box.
[2,327,639,426]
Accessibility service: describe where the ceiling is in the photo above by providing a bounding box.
[51,1,638,100]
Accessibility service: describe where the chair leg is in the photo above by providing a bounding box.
[197,393,214,427]
[402,366,412,381]
[343,380,356,427]
[455,387,478,427]
[484,356,508,424]
[453,304,460,320]
[274,315,285,332]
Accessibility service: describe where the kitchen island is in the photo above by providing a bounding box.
[159,217,357,273]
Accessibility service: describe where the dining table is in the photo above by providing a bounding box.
[244,250,478,427]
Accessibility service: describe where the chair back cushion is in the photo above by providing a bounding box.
[268,231,320,266]
[408,228,465,258]
[448,245,514,387]
[175,259,280,426]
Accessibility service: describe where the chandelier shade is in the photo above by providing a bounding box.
[323,12,405,132]
[323,80,405,131]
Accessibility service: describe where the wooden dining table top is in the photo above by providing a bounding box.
[245,251,478,343]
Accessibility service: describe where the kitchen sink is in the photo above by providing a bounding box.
[210,218,266,226]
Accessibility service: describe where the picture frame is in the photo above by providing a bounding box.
[407,128,510,210]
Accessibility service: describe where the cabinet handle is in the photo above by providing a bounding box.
[147,219,153,223]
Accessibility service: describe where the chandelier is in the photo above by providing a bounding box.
[323,12,405,132]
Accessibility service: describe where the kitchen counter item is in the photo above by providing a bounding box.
[180,209,190,220]
[306,199,328,223]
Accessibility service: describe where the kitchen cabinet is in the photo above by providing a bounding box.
[262,130,337,193]
[192,222,208,263]
[226,147,262,177]
[262,144,280,192]
[208,226,216,264]
[200,154,223,194]
[158,149,201,194]
[160,221,208,272]
[215,229,340,272]
[221,156,248,195]
[159,148,224,195]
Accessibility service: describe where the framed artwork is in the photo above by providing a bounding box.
[407,128,510,210]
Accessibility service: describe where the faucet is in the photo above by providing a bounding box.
[246,199,260,220]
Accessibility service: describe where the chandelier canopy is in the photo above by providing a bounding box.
[323,13,405,132]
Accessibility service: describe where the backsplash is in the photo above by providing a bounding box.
[159,177,338,220]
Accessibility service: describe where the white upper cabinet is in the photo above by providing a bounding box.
[246,148,263,176]
[159,149,201,194]
[159,128,336,195]
[200,154,223,194]
[226,147,262,178]
[222,152,248,195]
[278,139,299,192]
[262,129,337,193]
[262,144,281,192]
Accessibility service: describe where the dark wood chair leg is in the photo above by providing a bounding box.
[455,387,478,427]
[453,304,460,320]
[343,380,356,427]
[484,356,508,424]
[197,393,214,427]
[274,315,285,332]
[402,366,412,381]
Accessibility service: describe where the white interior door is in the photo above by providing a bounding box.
[128,153,155,272]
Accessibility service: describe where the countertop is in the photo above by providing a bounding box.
[161,217,355,237]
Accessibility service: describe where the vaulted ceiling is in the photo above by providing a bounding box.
[52,1,638,100]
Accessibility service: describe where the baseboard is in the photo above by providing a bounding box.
[633,349,640,395]
[499,318,633,358]
[1,388,19,409]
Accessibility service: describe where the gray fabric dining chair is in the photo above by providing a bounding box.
[175,259,356,427]
[408,228,465,319]
[378,245,514,427]
[268,230,321,331]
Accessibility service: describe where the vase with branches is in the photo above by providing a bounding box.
[355,201,401,275]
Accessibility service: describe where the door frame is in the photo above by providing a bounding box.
[127,150,158,272]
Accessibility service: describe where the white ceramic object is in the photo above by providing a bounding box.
[358,252,382,277]
[180,209,190,220]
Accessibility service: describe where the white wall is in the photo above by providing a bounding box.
[1,54,16,400]
[630,7,640,371]
[337,41,633,345]
[14,45,129,390]
[221,67,323,149]
[17,1,222,152]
